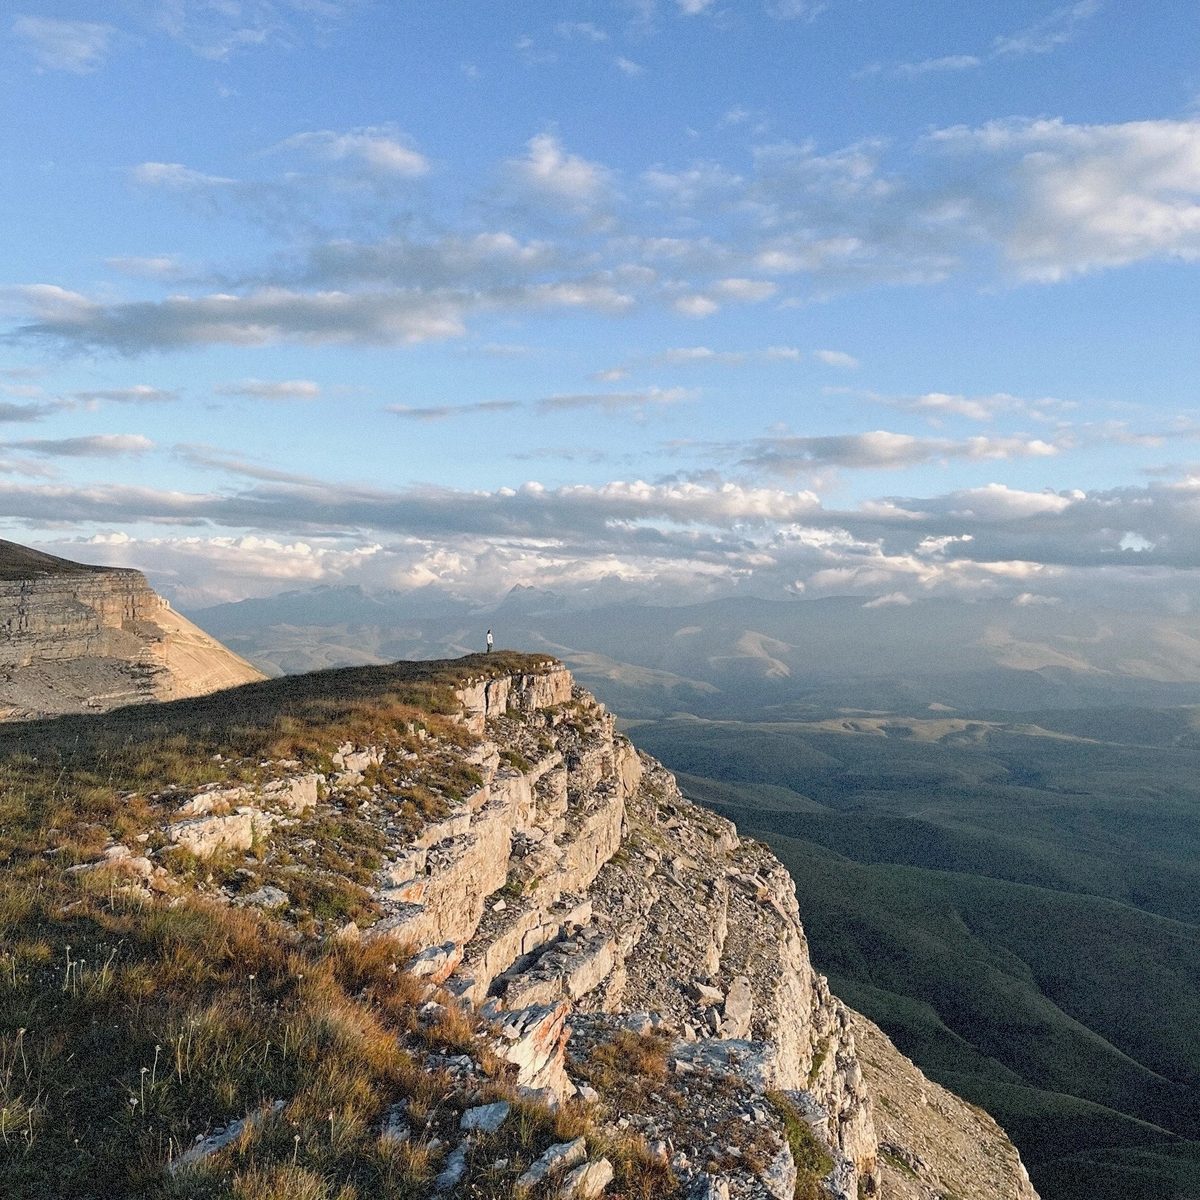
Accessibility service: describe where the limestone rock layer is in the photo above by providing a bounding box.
[361,663,1038,1200]
[0,539,264,719]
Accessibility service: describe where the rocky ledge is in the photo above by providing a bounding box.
[103,659,1037,1200]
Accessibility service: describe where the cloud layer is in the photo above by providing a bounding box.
[6,117,1197,353]
[8,459,1200,610]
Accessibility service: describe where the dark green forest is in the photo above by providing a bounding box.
[626,707,1200,1200]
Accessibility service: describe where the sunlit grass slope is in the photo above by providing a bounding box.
[0,653,656,1200]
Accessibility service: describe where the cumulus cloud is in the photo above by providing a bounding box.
[5,470,1200,607]
[12,15,115,72]
[214,378,321,400]
[7,116,1199,359]
[742,430,1059,473]
[672,278,778,317]
[74,533,383,604]
[276,128,429,176]
[505,134,612,209]
[814,349,858,368]
[929,117,1200,280]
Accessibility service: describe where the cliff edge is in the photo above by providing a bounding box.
[44,654,1037,1199]
[0,539,265,718]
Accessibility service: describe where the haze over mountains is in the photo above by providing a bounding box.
[188,585,1200,716]
[184,582,1200,1199]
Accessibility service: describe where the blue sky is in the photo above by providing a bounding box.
[1,0,1198,609]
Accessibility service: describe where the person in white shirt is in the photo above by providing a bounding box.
[486,629,493,653]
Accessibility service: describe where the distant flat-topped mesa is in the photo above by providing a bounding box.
[0,539,264,719]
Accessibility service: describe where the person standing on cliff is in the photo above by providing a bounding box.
[486,629,493,653]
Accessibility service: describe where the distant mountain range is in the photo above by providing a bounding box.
[186,585,1200,714]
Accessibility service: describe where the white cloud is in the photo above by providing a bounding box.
[556,22,607,40]
[661,346,747,365]
[299,232,558,289]
[72,386,179,404]
[144,0,351,61]
[615,57,644,76]
[276,128,429,176]
[6,434,154,458]
[676,0,716,13]
[917,533,974,555]
[993,0,1100,56]
[8,285,468,351]
[537,387,696,414]
[506,134,612,208]
[5,469,1200,608]
[649,345,801,367]
[672,278,776,318]
[929,117,1200,280]
[862,591,912,607]
[894,54,980,76]
[713,278,778,302]
[5,273,640,353]
[743,430,1058,473]
[8,115,1199,365]
[814,349,858,368]
[673,294,720,318]
[12,15,114,73]
[386,400,519,421]
[945,482,1075,518]
[215,378,322,400]
[1118,531,1155,552]
[75,533,383,605]
[131,162,234,189]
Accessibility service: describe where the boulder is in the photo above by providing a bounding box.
[517,1137,588,1188]
[558,1158,614,1198]
[720,975,753,1040]
[460,1101,510,1133]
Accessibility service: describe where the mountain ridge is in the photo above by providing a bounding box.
[0,538,265,719]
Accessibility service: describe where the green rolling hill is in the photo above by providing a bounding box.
[627,710,1200,1200]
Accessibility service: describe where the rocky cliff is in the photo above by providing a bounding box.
[0,539,264,718]
[92,656,1038,1200]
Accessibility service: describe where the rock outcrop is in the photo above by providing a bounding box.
[119,657,1037,1199]
[0,539,264,719]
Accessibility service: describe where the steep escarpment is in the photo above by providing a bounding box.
[0,654,1037,1199]
[0,539,264,718]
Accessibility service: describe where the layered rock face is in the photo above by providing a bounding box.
[130,659,1036,1199]
[360,666,1036,1199]
[0,540,264,719]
